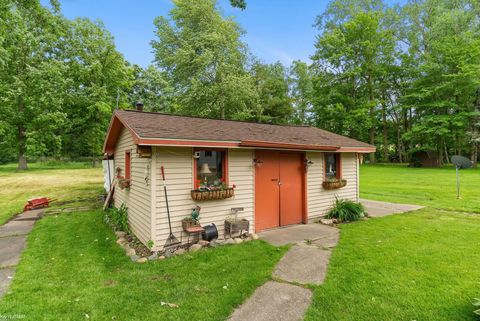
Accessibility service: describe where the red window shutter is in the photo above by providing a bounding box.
[125,151,131,179]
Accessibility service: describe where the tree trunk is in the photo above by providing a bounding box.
[472,145,478,169]
[382,104,388,162]
[472,88,480,168]
[444,142,450,164]
[17,96,27,170]
[369,120,376,163]
[396,124,403,163]
[17,136,27,170]
[367,74,375,163]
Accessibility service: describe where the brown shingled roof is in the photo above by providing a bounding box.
[103,110,375,153]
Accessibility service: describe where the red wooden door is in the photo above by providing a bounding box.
[279,152,304,226]
[254,150,280,231]
[255,151,304,232]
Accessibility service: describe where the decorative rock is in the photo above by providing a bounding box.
[234,238,243,244]
[126,248,136,257]
[224,238,235,245]
[158,255,166,260]
[115,231,126,238]
[148,253,158,261]
[189,244,203,252]
[130,254,139,262]
[137,257,148,263]
[175,248,185,256]
[164,251,174,258]
[116,238,127,245]
[320,218,334,225]
[197,240,209,246]
[251,233,259,240]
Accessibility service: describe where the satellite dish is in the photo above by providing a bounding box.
[451,155,472,199]
[451,155,472,169]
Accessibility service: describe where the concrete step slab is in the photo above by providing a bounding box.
[0,220,36,238]
[273,245,332,285]
[0,267,15,298]
[311,232,339,249]
[360,199,424,218]
[0,236,26,268]
[228,281,312,321]
[258,223,338,246]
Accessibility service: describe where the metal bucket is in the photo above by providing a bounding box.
[202,223,218,241]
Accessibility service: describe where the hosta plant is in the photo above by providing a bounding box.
[326,197,366,222]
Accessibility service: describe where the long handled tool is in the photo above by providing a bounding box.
[161,166,181,250]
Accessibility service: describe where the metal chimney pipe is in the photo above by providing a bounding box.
[135,101,144,111]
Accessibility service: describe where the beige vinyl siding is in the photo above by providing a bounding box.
[153,147,254,251]
[306,152,358,221]
[113,127,152,244]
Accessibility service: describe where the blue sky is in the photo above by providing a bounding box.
[49,0,406,67]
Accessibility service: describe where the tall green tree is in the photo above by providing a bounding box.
[129,65,176,113]
[401,0,480,165]
[62,18,132,163]
[151,0,258,120]
[311,0,399,162]
[289,61,314,125]
[250,61,292,124]
[0,0,68,169]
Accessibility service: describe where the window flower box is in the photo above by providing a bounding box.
[190,187,235,201]
[322,178,347,190]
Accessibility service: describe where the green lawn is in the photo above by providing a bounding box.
[0,162,103,225]
[0,210,286,321]
[360,164,480,212]
[304,164,480,321]
[305,208,480,321]
[2,163,480,320]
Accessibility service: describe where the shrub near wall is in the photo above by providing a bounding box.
[104,204,130,234]
[326,198,366,223]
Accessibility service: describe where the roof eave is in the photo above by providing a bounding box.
[103,111,141,155]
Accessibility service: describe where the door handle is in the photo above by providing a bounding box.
[271,178,278,181]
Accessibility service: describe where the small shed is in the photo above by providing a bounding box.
[103,109,375,251]
[410,150,441,167]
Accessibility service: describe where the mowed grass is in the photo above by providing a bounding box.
[306,208,480,321]
[360,164,480,212]
[0,162,103,224]
[0,210,286,321]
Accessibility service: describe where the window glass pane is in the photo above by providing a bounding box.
[325,154,337,179]
[196,151,224,188]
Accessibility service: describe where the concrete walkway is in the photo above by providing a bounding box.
[360,198,424,217]
[230,199,423,321]
[229,224,339,321]
[0,209,43,298]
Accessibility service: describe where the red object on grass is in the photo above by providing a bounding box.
[23,197,52,212]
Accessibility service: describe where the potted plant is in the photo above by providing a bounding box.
[322,178,347,190]
[117,177,131,189]
[116,167,131,189]
[182,206,201,231]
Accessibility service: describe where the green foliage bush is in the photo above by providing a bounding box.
[326,197,366,222]
[104,203,130,233]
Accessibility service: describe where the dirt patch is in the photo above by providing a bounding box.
[103,279,118,287]
[126,234,152,257]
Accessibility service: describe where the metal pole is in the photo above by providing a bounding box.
[456,166,460,199]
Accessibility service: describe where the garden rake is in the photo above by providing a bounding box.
[161,165,181,251]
